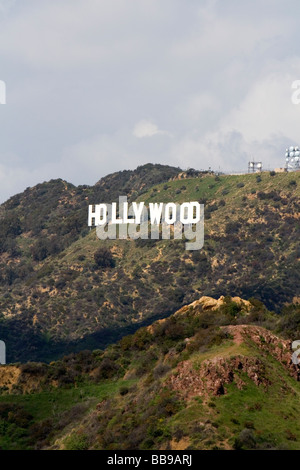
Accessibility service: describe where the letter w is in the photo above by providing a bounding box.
[149,203,164,224]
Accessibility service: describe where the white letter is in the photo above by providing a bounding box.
[96,203,116,239]
[180,202,200,224]
[132,202,145,224]
[149,203,164,224]
[128,205,149,240]
[165,203,177,224]
[122,202,134,224]
[88,204,107,226]
[111,202,123,224]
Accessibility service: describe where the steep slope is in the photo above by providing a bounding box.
[0,162,180,263]
[0,170,299,362]
[0,164,181,361]
[0,296,300,450]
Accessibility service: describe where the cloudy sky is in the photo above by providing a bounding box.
[0,0,300,202]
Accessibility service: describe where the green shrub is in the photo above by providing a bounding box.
[65,433,89,450]
[234,429,257,450]
[94,247,115,268]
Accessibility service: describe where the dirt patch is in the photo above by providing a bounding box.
[170,437,190,450]
[0,366,21,392]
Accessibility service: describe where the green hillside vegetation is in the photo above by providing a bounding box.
[0,167,299,362]
[0,296,300,450]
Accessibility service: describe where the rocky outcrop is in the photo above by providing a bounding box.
[224,325,297,379]
[175,295,252,316]
[147,295,252,334]
[169,355,269,398]
[168,324,298,399]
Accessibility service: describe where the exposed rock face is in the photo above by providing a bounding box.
[169,356,269,398]
[147,295,252,334]
[175,295,252,316]
[224,325,297,379]
[168,324,298,399]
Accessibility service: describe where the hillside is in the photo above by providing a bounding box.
[0,296,300,450]
[0,167,299,362]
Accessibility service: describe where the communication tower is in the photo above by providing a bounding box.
[248,161,262,173]
[285,146,300,172]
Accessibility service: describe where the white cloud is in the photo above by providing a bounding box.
[133,120,171,138]
[219,66,300,143]
[0,0,300,200]
[0,0,175,69]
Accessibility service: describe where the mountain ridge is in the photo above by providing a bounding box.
[0,166,299,362]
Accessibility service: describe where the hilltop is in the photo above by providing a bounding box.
[0,167,299,362]
[0,296,300,450]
